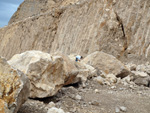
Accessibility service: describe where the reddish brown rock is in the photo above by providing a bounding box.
[0,57,30,113]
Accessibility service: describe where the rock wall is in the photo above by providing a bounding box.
[113,0,150,63]
[8,0,79,24]
[0,0,150,64]
[9,0,55,24]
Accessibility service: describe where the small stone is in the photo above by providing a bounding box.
[119,44,122,47]
[122,76,131,83]
[129,85,134,89]
[120,106,127,112]
[82,82,86,88]
[48,102,55,108]
[94,89,100,93]
[111,86,116,89]
[75,95,82,100]
[116,78,121,84]
[47,107,65,113]
[137,91,142,94]
[94,76,104,85]
[104,81,111,86]
[70,107,76,112]
[82,103,87,107]
[106,8,110,11]
[106,74,117,83]
[88,102,92,105]
[115,38,118,41]
[122,81,128,86]
[131,71,148,77]
[69,94,75,99]
[83,104,87,107]
[91,101,99,106]
[115,107,120,113]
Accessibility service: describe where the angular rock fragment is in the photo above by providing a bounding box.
[51,52,79,85]
[0,57,30,113]
[73,62,97,84]
[133,76,150,87]
[131,71,150,87]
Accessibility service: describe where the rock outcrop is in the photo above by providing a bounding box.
[8,51,78,98]
[0,57,30,113]
[82,51,130,78]
[0,0,150,64]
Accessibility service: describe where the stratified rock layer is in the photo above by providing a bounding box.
[0,0,150,64]
[9,0,56,24]
[0,57,30,113]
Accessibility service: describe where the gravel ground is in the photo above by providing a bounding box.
[18,79,150,113]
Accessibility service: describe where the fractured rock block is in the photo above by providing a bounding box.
[0,57,30,113]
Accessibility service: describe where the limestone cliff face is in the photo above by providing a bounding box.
[9,0,55,24]
[8,0,78,24]
[112,0,150,63]
[0,0,150,64]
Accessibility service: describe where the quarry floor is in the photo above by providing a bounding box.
[18,79,150,113]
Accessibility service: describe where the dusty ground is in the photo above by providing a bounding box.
[18,79,150,113]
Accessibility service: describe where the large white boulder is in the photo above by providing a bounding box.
[0,57,30,113]
[8,51,78,98]
[82,51,130,78]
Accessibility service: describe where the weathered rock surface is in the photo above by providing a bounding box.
[136,63,150,75]
[73,62,97,84]
[113,0,150,63]
[131,71,149,78]
[67,54,97,83]
[47,107,65,113]
[133,76,150,87]
[94,76,105,85]
[9,0,79,24]
[94,73,118,85]
[8,51,78,98]
[8,51,62,98]
[1,0,150,112]
[51,52,79,85]
[9,0,55,24]
[82,51,130,78]
[125,63,137,71]
[1,0,150,64]
[130,71,150,87]
[0,57,30,113]
[105,74,117,84]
